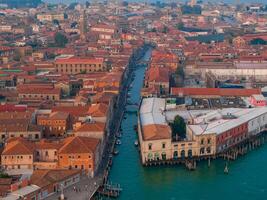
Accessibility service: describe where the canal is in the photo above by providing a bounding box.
[109,49,267,200]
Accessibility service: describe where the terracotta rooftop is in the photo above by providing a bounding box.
[30,169,81,188]
[52,106,90,117]
[88,103,108,117]
[2,138,35,155]
[55,57,104,64]
[142,124,171,141]
[75,122,105,132]
[59,136,100,154]
[171,88,261,97]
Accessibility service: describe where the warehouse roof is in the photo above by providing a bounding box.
[139,98,166,126]
[187,107,267,135]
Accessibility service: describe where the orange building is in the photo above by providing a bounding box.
[1,138,35,171]
[55,57,107,75]
[37,112,70,137]
[58,136,100,177]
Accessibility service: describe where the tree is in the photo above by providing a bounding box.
[162,26,169,33]
[250,38,267,45]
[85,1,90,8]
[150,28,157,32]
[54,32,68,47]
[0,172,10,178]
[176,66,184,79]
[171,115,186,139]
[122,1,128,6]
[52,19,59,26]
[176,22,184,30]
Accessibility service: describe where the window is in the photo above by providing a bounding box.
[206,147,211,154]
[162,143,165,149]
[148,143,152,150]
[89,164,92,168]
[207,138,211,144]
[45,151,48,156]
[200,147,205,155]
[88,155,91,159]
[201,139,204,145]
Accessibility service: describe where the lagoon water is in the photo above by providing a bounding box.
[107,49,267,200]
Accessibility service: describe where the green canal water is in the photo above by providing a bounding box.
[109,50,267,200]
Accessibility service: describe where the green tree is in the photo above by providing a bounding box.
[54,32,68,47]
[162,26,169,33]
[85,1,90,8]
[250,38,267,45]
[52,19,59,26]
[150,28,157,32]
[171,115,186,139]
[176,22,184,30]
[0,172,10,178]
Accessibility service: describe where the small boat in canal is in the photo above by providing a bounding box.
[113,149,119,155]
[96,186,119,198]
[224,163,229,174]
[116,139,121,145]
[134,140,138,146]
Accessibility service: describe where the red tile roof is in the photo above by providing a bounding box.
[59,136,100,154]
[171,88,261,97]
[2,138,35,155]
[55,57,104,64]
[88,103,108,117]
[75,122,105,132]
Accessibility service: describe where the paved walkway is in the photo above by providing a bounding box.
[46,175,103,200]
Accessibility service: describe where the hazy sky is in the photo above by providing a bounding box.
[43,0,266,4]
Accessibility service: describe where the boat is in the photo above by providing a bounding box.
[134,140,138,146]
[96,186,119,198]
[116,139,121,145]
[224,163,229,174]
[113,149,119,155]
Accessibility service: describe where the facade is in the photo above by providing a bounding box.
[249,94,266,107]
[58,136,101,177]
[55,57,107,75]
[1,138,35,171]
[37,112,70,137]
[18,88,61,101]
[37,13,65,22]
[1,137,101,177]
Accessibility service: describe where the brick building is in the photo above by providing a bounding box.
[55,57,107,75]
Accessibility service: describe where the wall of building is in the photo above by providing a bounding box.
[1,154,33,170]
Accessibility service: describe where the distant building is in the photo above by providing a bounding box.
[36,13,64,22]
[55,57,107,75]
